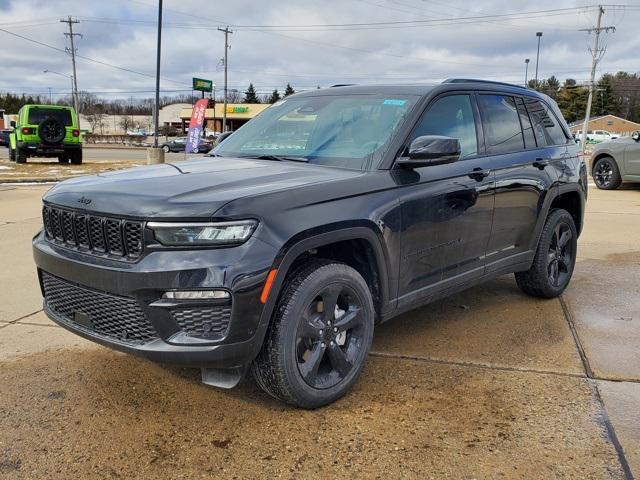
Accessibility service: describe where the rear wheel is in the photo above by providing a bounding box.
[592,156,621,190]
[515,209,577,298]
[16,147,27,164]
[9,147,16,162]
[70,150,82,165]
[162,145,170,153]
[252,260,375,408]
[58,155,70,164]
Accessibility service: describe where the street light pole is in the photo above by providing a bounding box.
[217,26,233,132]
[153,0,163,148]
[534,32,543,88]
[524,58,530,87]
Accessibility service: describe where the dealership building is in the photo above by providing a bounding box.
[178,103,270,132]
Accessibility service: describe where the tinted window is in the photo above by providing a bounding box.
[411,95,478,158]
[27,108,72,126]
[524,98,567,146]
[478,95,524,154]
[515,98,536,149]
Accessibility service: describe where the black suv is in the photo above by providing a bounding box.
[33,80,587,408]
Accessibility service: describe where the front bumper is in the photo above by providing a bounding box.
[33,230,277,368]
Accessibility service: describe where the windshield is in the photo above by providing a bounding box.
[28,108,73,126]
[214,94,418,169]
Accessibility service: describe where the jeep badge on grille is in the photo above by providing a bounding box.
[77,196,92,205]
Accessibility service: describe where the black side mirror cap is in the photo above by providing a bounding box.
[397,135,461,169]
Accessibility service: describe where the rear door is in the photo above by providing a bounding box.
[397,93,495,306]
[477,94,559,273]
[624,141,640,176]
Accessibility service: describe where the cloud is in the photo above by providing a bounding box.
[0,0,638,100]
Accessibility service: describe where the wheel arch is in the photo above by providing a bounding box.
[591,150,619,173]
[548,187,585,236]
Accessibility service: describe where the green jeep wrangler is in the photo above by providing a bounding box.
[9,104,82,164]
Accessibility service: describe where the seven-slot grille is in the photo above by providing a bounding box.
[42,205,143,259]
[41,272,158,345]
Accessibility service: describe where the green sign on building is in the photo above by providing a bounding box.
[192,77,213,92]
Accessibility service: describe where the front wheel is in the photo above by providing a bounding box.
[162,145,170,153]
[515,209,577,298]
[252,260,375,408]
[16,147,27,164]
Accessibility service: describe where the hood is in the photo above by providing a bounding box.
[44,157,364,219]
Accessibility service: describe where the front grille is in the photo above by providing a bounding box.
[172,306,232,339]
[42,272,157,345]
[42,205,143,259]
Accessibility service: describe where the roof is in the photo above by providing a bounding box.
[568,114,640,128]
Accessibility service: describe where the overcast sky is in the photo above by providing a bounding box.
[0,0,639,100]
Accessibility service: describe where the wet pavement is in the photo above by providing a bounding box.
[0,182,638,479]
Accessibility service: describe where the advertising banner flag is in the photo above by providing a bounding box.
[185,99,209,153]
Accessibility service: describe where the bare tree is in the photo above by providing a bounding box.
[85,112,107,133]
[119,116,133,134]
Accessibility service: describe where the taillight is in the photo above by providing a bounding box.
[22,127,31,135]
[72,129,80,137]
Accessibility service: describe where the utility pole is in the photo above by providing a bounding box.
[534,32,542,88]
[153,0,163,148]
[60,17,81,119]
[217,26,233,132]
[580,5,615,151]
[524,58,530,87]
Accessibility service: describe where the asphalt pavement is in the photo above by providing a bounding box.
[0,178,638,479]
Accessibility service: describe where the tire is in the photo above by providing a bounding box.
[592,156,622,190]
[9,147,16,162]
[58,155,69,164]
[252,260,375,408]
[162,145,170,153]
[16,147,27,164]
[515,209,578,298]
[38,118,66,145]
[70,150,82,165]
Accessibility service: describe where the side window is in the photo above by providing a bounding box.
[411,94,478,159]
[524,97,568,146]
[515,98,537,149]
[478,95,524,154]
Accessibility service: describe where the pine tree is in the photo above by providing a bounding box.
[268,89,281,104]
[284,83,295,97]
[244,83,260,103]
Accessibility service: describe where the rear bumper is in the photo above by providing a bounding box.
[19,141,81,155]
[33,230,277,368]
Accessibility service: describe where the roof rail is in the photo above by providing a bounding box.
[442,78,527,89]
[330,84,356,88]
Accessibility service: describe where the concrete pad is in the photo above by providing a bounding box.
[598,380,640,478]
[563,253,640,381]
[0,323,93,361]
[0,185,50,223]
[372,276,584,375]
[14,310,58,326]
[0,222,44,322]
[0,351,623,479]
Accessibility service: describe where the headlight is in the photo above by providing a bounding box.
[148,220,257,246]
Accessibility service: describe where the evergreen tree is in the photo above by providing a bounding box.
[244,83,260,103]
[284,83,295,97]
[268,89,281,104]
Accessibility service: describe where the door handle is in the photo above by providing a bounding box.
[532,158,551,169]
[468,168,491,181]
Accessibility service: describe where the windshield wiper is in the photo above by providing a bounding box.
[250,154,309,163]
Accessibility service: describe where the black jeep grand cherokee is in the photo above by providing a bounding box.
[34,80,587,408]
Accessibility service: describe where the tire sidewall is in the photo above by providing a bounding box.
[277,264,374,407]
[538,210,578,296]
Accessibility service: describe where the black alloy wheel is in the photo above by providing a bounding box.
[593,156,622,190]
[547,222,573,288]
[295,283,366,390]
[38,117,66,145]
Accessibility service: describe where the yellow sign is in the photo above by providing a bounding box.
[226,106,249,113]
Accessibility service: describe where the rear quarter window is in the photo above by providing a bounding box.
[523,98,567,146]
[27,108,73,126]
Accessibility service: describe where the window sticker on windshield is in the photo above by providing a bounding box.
[383,99,406,106]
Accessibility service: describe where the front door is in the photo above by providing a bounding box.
[396,93,495,307]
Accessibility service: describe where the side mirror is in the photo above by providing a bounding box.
[632,131,640,142]
[397,135,461,168]
[10,121,16,128]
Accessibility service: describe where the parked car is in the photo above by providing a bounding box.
[590,131,640,189]
[162,137,212,153]
[207,131,233,152]
[8,104,82,164]
[33,79,586,408]
[573,129,618,143]
[0,129,11,147]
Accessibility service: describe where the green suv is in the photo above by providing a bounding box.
[9,104,82,164]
